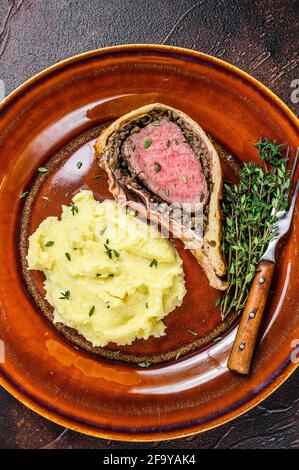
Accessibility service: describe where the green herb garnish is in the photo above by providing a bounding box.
[71,204,79,216]
[104,243,112,259]
[174,138,179,145]
[149,259,158,268]
[175,351,181,360]
[221,138,290,318]
[164,188,169,196]
[38,167,48,173]
[113,249,120,257]
[166,139,171,148]
[20,191,29,199]
[99,227,107,236]
[89,305,95,317]
[182,175,187,184]
[65,252,71,261]
[42,196,49,201]
[187,329,198,336]
[152,120,160,126]
[138,361,151,368]
[144,139,152,149]
[155,162,161,173]
[94,174,102,180]
[77,161,83,169]
[215,298,221,307]
[59,290,70,300]
[253,138,285,167]
[145,302,149,309]
[45,241,54,247]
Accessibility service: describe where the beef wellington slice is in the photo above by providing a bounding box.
[95,103,228,290]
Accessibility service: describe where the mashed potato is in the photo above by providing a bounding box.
[27,191,186,347]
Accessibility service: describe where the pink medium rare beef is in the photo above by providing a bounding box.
[123,119,208,207]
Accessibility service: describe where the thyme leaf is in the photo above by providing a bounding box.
[71,204,79,216]
[89,305,95,317]
[99,226,107,236]
[175,351,181,360]
[59,290,70,300]
[154,162,161,172]
[38,167,48,173]
[187,329,198,336]
[149,259,158,268]
[144,139,152,149]
[138,361,151,368]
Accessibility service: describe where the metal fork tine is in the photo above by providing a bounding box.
[287,177,299,221]
[286,147,299,198]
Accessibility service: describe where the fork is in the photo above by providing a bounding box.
[227,149,299,374]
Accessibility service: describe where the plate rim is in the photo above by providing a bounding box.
[0,43,298,442]
[1,43,299,132]
[0,355,296,441]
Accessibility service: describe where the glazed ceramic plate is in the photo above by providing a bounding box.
[0,45,298,441]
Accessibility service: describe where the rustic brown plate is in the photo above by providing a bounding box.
[18,125,239,365]
[0,45,298,441]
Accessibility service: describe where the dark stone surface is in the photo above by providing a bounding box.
[0,0,298,449]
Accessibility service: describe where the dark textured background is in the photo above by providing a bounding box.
[0,0,298,449]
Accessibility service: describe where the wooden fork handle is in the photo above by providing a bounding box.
[227,260,275,375]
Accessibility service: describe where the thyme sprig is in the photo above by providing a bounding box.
[253,138,286,168]
[221,138,290,318]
